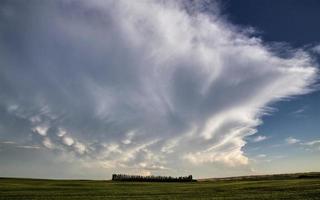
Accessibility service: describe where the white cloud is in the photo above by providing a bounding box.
[0,0,318,176]
[42,137,54,149]
[302,140,320,151]
[312,45,320,54]
[122,131,135,145]
[1,141,16,144]
[292,108,305,115]
[252,135,267,142]
[57,128,67,137]
[304,140,320,146]
[184,149,249,166]
[106,143,122,154]
[62,136,74,146]
[30,116,41,123]
[285,137,300,144]
[17,145,41,149]
[32,125,49,136]
[257,154,267,158]
[161,138,180,154]
[0,141,40,149]
[74,142,86,154]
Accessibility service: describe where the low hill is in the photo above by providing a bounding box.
[198,172,320,181]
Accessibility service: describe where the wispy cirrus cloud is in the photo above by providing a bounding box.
[0,0,318,177]
[17,145,41,149]
[280,137,320,151]
[303,140,320,146]
[302,139,320,151]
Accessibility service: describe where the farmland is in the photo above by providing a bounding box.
[1,173,320,200]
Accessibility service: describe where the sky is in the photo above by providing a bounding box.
[0,0,319,179]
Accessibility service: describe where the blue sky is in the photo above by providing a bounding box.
[0,0,319,179]
[224,0,320,174]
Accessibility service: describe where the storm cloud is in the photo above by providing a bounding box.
[0,0,317,177]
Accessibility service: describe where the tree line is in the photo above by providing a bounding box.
[112,174,194,182]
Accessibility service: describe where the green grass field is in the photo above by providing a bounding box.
[1,176,320,200]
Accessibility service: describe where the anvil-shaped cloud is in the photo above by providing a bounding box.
[0,0,317,177]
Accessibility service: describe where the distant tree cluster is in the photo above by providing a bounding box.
[112,174,194,182]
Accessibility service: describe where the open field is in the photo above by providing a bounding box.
[1,173,320,200]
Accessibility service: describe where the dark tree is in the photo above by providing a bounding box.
[111,174,195,182]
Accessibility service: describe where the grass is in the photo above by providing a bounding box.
[1,175,320,199]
